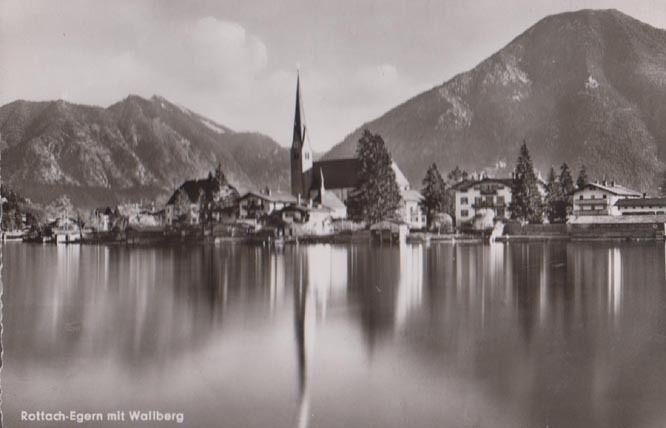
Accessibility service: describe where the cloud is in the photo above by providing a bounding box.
[0,1,428,150]
[135,16,269,91]
[188,17,268,74]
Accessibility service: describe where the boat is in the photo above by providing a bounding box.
[2,229,27,241]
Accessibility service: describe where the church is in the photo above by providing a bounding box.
[289,73,426,229]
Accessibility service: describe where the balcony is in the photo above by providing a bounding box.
[472,201,506,209]
[575,199,609,207]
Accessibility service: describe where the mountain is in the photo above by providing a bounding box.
[325,9,666,191]
[0,95,290,207]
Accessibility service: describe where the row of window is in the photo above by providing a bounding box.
[622,206,666,210]
[579,193,607,200]
[459,208,506,218]
[460,196,505,205]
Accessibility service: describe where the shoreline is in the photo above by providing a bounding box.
[10,230,666,246]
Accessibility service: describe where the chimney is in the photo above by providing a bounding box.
[611,180,615,187]
[297,194,301,206]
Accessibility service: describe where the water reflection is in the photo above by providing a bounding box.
[3,241,666,427]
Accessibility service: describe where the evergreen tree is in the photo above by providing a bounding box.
[214,162,228,187]
[421,163,449,227]
[509,142,543,224]
[347,130,402,224]
[447,165,468,183]
[211,164,239,208]
[174,188,191,223]
[559,162,575,219]
[544,167,562,223]
[198,188,213,226]
[576,164,589,189]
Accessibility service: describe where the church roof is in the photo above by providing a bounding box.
[310,159,361,190]
[309,158,412,191]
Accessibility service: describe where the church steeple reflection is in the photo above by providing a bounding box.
[294,255,312,428]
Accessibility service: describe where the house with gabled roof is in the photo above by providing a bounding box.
[165,165,239,225]
[238,189,297,219]
[453,175,548,225]
[572,180,642,216]
[615,196,666,215]
[453,177,515,224]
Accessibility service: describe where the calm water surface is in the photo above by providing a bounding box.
[3,241,666,427]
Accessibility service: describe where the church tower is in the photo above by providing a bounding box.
[290,71,314,200]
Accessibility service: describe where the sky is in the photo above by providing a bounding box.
[2,0,666,151]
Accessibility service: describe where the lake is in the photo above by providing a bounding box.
[3,241,666,427]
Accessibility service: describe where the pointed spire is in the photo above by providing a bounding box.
[292,70,306,150]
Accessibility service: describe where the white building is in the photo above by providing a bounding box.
[400,189,427,229]
[277,205,334,236]
[572,181,641,216]
[238,190,297,219]
[454,176,548,225]
[454,178,514,225]
[614,196,666,215]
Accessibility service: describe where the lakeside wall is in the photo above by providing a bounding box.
[569,222,666,240]
[503,220,666,241]
[504,223,568,237]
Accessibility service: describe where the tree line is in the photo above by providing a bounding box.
[340,129,596,227]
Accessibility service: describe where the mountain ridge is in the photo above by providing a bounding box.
[324,8,666,192]
[0,95,290,207]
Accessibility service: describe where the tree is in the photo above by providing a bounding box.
[198,188,213,226]
[559,162,575,218]
[447,165,468,183]
[576,164,589,189]
[509,142,543,224]
[544,167,562,223]
[421,163,449,227]
[174,188,191,223]
[214,162,228,187]
[346,130,402,224]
